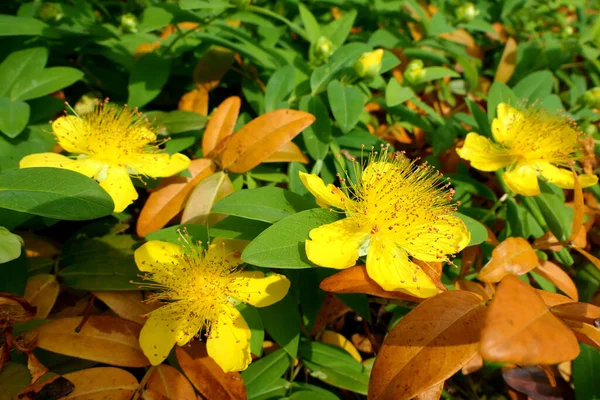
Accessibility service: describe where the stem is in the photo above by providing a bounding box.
[132,365,156,400]
[310,159,324,175]
[247,5,310,41]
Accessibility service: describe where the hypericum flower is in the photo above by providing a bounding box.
[300,147,470,298]
[19,101,190,212]
[457,103,598,196]
[134,235,290,372]
[354,49,384,79]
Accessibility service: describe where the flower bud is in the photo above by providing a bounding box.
[455,2,479,23]
[38,2,63,23]
[314,36,334,63]
[582,87,600,109]
[74,93,100,116]
[120,13,138,33]
[403,59,425,84]
[354,49,384,79]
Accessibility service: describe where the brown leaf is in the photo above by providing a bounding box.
[263,141,309,164]
[92,291,159,325]
[461,353,483,375]
[494,37,517,83]
[412,259,445,291]
[202,96,241,156]
[178,87,209,116]
[563,320,600,349]
[502,366,570,400]
[181,171,234,226]
[310,293,351,336]
[221,109,315,173]
[351,333,373,353]
[550,302,600,326]
[480,276,580,364]
[19,376,74,400]
[62,367,138,400]
[146,364,196,400]
[19,232,60,258]
[414,382,444,400]
[137,158,216,237]
[0,292,36,329]
[478,237,538,282]
[455,280,492,301]
[459,246,481,278]
[194,47,235,92]
[534,260,578,301]
[572,246,600,271]
[533,229,587,251]
[368,291,486,400]
[537,290,575,307]
[319,265,424,302]
[24,274,59,319]
[569,167,585,242]
[176,341,246,400]
[26,352,48,384]
[34,316,150,367]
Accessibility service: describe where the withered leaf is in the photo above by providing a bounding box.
[24,274,59,319]
[534,260,578,301]
[494,37,517,83]
[146,364,196,400]
[202,96,241,156]
[478,237,538,282]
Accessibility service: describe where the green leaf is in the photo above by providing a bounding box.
[242,349,292,398]
[145,224,209,245]
[0,124,55,172]
[420,66,460,83]
[298,3,320,43]
[238,303,264,357]
[212,187,316,224]
[465,99,492,138]
[385,79,415,107]
[58,235,140,291]
[0,251,27,295]
[534,189,573,242]
[322,9,357,48]
[291,383,341,400]
[257,292,301,358]
[310,42,371,94]
[209,216,270,240]
[300,95,331,161]
[242,208,342,269]
[145,110,207,135]
[0,363,31,400]
[249,378,291,400]
[0,47,48,97]
[128,53,171,108]
[512,70,554,103]
[138,6,174,33]
[0,168,114,220]
[0,227,22,264]
[487,82,517,122]
[0,98,30,138]
[264,65,296,112]
[10,67,84,101]
[327,80,364,134]
[456,212,488,246]
[0,15,50,37]
[573,343,600,400]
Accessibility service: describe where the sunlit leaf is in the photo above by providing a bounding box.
[477,237,538,282]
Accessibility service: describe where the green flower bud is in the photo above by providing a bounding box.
[582,87,600,109]
[74,93,100,115]
[314,36,334,63]
[38,2,63,23]
[354,49,384,79]
[455,2,479,23]
[404,59,425,84]
[120,13,138,33]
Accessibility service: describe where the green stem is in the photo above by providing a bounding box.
[247,5,310,41]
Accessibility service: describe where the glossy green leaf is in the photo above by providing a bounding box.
[145,110,207,134]
[298,3,320,43]
[327,80,364,134]
[0,98,30,138]
[300,95,331,161]
[420,66,460,83]
[0,15,50,37]
[257,293,301,359]
[242,349,292,398]
[573,343,600,400]
[385,79,414,107]
[265,65,296,112]
[512,70,554,102]
[487,81,517,122]
[310,43,371,94]
[209,216,270,240]
[456,212,488,246]
[322,9,357,48]
[238,303,264,357]
[10,67,83,101]
[0,227,22,264]
[0,47,48,97]
[128,53,171,108]
[145,224,209,245]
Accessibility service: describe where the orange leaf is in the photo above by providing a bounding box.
[263,141,309,164]
[455,280,492,301]
[563,320,600,350]
[176,341,246,400]
[413,259,445,291]
[202,96,241,156]
[319,265,424,303]
[368,291,486,400]
[146,364,197,400]
[310,293,351,336]
[479,275,580,364]
[137,158,216,237]
[220,109,315,173]
[194,47,235,92]
[181,171,234,226]
[135,42,161,57]
[178,87,209,116]
[24,274,59,319]
[461,353,483,375]
[550,302,600,326]
[34,316,150,367]
[494,37,517,83]
[534,260,578,301]
[62,367,138,400]
[459,245,481,278]
[414,382,444,400]
[478,237,538,282]
[0,292,36,329]
[92,291,159,325]
[569,168,585,242]
[537,290,575,307]
[319,330,362,362]
[572,246,600,271]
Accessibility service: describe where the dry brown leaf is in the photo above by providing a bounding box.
[537,290,575,307]
[368,291,486,400]
[27,352,48,384]
[572,246,600,271]
[319,330,362,362]
[563,320,600,349]
[34,316,150,367]
[319,265,424,303]
[310,293,351,336]
[455,280,492,301]
[194,47,235,92]
[220,109,315,173]
[263,141,309,164]
[478,237,538,282]
[19,232,60,258]
[459,246,481,277]
[181,171,234,226]
[480,275,580,364]
[178,87,209,116]
[534,260,578,301]
[202,96,241,156]
[62,367,138,400]
[351,333,373,353]
[137,158,216,237]
[176,341,246,400]
[550,302,600,326]
[24,274,59,319]
[18,375,74,400]
[413,259,445,291]
[92,291,159,325]
[414,382,444,400]
[502,366,569,400]
[0,292,36,329]
[146,364,196,400]
[461,353,483,375]
[160,22,199,40]
[569,167,585,242]
[494,37,517,83]
[533,229,587,251]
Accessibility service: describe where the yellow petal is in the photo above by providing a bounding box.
[99,166,138,212]
[140,300,203,365]
[299,171,349,209]
[206,305,252,372]
[360,161,397,194]
[503,163,539,196]
[456,132,514,172]
[365,236,438,298]
[52,115,89,153]
[305,218,370,269]
[394,215,471,262]
[20,153,103,178]
[230,271,290,308]
[205,238,247,268]
[128,153,191,178]
[134,240,184,273]
[537,162,599,189]
[492,103,523,146]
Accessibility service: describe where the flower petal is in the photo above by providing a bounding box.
[305,218,370,269]
[537,162,599,189]
[366,236,438,298]
[299,171,349,209]
[134,240,184,273]
[393,215,471,262]
[128,153,191,178]
[20,153,103,178]
[207,305,252,372]
[492,103,523,146]
[205,238,247,268]
[230,271,290,308]
[140,300,202,365]
[503,163,539,196]
[99,166,138,212]
[456,132,514,172]
[52,115,89,153]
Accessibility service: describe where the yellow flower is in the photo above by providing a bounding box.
[19,102,190,212]
[354,49,384,79]
[457,103,598,196]
[134,235,290,372]
[299,148,470,298]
